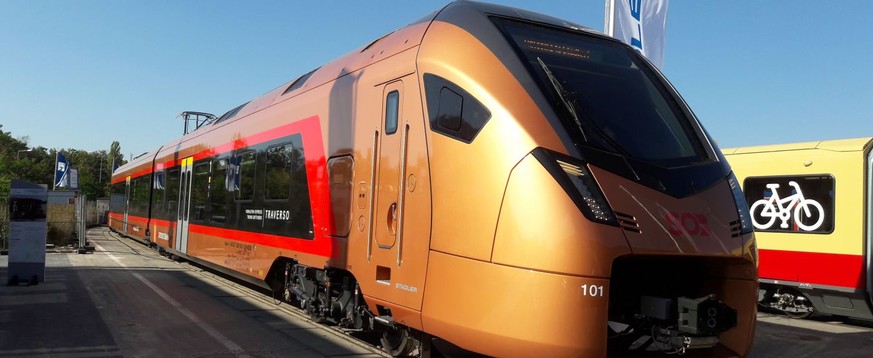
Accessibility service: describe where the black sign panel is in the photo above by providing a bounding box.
[743,175,834,234]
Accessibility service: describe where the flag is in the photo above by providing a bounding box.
[55,153,69,189]
[605,0,669,69]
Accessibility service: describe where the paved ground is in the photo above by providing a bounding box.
[0,227,384,357]
[3,227,873,357]
[749,310,873,357]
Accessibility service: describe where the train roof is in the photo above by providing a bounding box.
[210,1,595,126]
[723,137,873,155]
[112,1,604,179]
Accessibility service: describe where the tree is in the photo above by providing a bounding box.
[0,124,42,194]
[0,124,126,198]
[108,141,124,175]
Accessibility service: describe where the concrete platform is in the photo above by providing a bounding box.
[0,227,385,357]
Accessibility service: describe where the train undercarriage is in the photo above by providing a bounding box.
[758,285,815,319]
[606,256,742,355]
[265,255,747,357]
[268,260,429,357]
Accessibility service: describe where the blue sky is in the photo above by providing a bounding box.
[1,1,871,158]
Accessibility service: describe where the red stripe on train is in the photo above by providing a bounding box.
[110,115,333,258]
[149,218,331,257]
[189,224,330,257]
[758,249,864,290]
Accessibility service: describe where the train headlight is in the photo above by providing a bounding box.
[533,148,618,226]
[728,173,753,234]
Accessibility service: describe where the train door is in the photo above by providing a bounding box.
[174,157,193,254]
[367,77,430,310]
[374,82,404,251]
[123,176,131,233]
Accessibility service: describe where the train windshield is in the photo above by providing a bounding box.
[494,18,713,168]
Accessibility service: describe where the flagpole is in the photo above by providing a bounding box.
[604,0,615,36]
[53,152,59,191]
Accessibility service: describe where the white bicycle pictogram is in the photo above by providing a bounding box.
[749,181,824,231]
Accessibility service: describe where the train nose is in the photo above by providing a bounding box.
[590,166,750,257]
[492,150,631,277]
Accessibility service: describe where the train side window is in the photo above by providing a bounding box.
[131,176,149,218]
[152,171,166,220]
[423,73,491,143]
[191,162,211,222]
[128,178,138,216]
[437,87,463,131]
[237,151,257,201]
[265,143,294,200]
[328,155,354,237]
[166,168,180,220]
[210,158,228,223]
[109,182,126,213]
[385,91,399,135]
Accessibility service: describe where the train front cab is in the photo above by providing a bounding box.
[725,138,873,320]
[411,3,758,357]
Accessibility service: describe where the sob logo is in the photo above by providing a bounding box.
[663,211,712,237]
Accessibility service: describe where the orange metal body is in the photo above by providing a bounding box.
[109,2,757,356]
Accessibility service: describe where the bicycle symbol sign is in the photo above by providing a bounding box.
[749,181,825,231]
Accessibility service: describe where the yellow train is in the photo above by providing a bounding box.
[109,1,758,356]
[726,138,873,320]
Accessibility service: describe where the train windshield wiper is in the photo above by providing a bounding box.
[537,57,587,143]
[536,57,640,180]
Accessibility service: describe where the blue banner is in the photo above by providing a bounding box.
[55,154,69,188]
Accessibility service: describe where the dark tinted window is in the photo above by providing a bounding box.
[385,91,399,135]
[493,17,708,167]
[151,171,166,220]
[328,155,354,237]
[423,74,491,143]
[130,176,150,217]
[744,175,834,234]
[191,162,210,222]
[283,68,319,95]
[166,168,179,220]
[214,102,249,125]
[210,158,228,223]
[109,182,126,213]
[237,151,256,201]
[265,144,294,200]
[438,87,463,131]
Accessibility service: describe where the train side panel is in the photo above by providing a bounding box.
[726,138,873,319]
[109,151,160,242]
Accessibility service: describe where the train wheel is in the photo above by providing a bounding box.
[381,326,418,357]
[784,308,815,319]
[774,288,815,319]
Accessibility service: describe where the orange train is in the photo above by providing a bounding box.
[109,2,758,356]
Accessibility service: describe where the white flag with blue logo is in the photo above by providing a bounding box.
[605,0,669,70]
